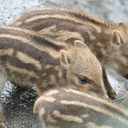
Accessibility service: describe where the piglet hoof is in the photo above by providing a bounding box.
[108,90,117,100]
[0,111,10,128]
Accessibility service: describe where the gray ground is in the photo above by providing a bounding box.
[0,0,128,127]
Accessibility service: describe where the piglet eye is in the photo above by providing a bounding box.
[78,76,90,84]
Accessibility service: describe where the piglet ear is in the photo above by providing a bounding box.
[118,21,128,29]
[111,30,122,46]
[60,50,71,69]
[74,40,87,48]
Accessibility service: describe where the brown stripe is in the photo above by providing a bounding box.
[42,97,56,102]
[60,100,128,125]
[6,62,37,77]
[0,34,39,48]
[39,108,45,117]
[0,48,14,56]
[40,28,85,42]
[16,52,42,70]
[0,26,67,48]
[12,7,116,28]
[65,89,128,116]
[52,110,83,123]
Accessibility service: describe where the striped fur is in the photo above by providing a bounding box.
[34,87,128,128]
[0,26,106,126]
[0,26,107,95]
[10,8,128,98]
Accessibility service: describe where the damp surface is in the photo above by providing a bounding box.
[2,83,40,127]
